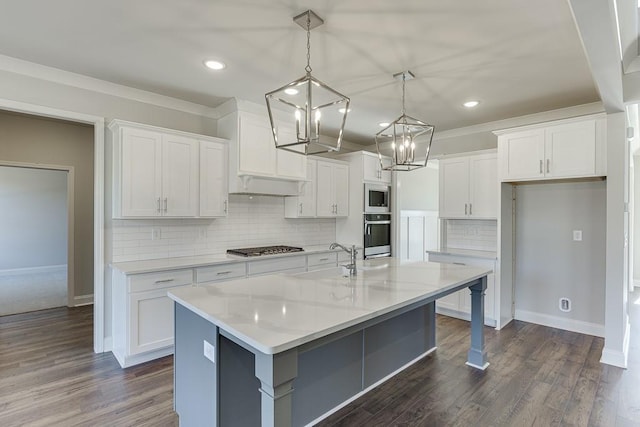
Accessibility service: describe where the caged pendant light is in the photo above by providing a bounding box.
[265,10,350,155]
[375,71,435,171]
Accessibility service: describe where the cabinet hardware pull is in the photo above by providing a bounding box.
[546,159,550,174]
[319,258,329,261]
[223,200,228,214]
[465,203,468,215]
[164,198,168,212]
[453,262,466,266]
[216,271,232,275]
[156,198,161,213]
[154,278,175,284]
[539,160,543,174]
[470,203,473,215]
[299,203,303,214]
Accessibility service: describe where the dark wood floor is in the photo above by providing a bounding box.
[1,293,640,426]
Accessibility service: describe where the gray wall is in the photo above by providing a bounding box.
[431,131,497,156]
[396,164,439,211]
[0,166,67,269]
[0,111,93,297]
[514,181,606,326]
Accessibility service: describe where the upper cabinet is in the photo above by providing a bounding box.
[439,152,497,219]
[217,100,307,195]
[199,140,228,217]
[316,159,349,217]
[109,120,228,219]
[284,159,317,218]
[496,115,606,182]
[362,152,392,184]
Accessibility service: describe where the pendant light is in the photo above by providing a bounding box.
[265,10,350,155]
[375,71,435,171]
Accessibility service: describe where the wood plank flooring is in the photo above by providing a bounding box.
[1,292,640,426]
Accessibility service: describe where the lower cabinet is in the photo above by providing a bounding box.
[427,253,497,327]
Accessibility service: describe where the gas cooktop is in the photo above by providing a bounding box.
[226,245,304,257]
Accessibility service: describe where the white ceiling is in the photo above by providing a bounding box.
[0,0,600,144]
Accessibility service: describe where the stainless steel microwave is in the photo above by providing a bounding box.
[364,184,390,213]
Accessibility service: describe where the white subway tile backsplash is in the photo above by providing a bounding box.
[445,219,497,252]
[111,195,337,262]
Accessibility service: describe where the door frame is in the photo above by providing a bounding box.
[0,161,75,306]
[0,99,105,353]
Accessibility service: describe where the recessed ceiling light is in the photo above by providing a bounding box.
[204,60,226,71]
[338,108,351,114]
[463,100,480,108]
[379,122,390,127]
[284,88,299,95]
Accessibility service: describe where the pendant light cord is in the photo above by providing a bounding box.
[305,12,312,74]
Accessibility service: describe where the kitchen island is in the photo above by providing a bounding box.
[168,258,491,427]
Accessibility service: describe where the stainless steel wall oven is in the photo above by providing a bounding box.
[364,213,391,258]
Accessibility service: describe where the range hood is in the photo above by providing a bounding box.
[229,175,300,196]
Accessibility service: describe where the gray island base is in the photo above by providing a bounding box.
[169,259,490,426]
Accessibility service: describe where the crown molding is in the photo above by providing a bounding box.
[0,54,219,118]
[433,102,604,140]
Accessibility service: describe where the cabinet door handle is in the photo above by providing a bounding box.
[156,198,161,213]
[469,203,473,215]
[223,200,228,214]
[546,159,550,174]
[319,257,329,262]
[453,262,466,266]
[154,278,175,284]
[163,198,168,212]
[216,271,232,276]
[465,203,468,215]
[299,203,303,215]
[539,160,543,174]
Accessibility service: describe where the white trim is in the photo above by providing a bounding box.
[492,112,607,135]
[103,337,113,353]
[73,294,94,306]
[0,264,66,277]
[0,54,218,118]
[514,309,605,337]
[303,347,437,427]
[600,319,630,368]
[633,279,640,288]
[0,98,106,354]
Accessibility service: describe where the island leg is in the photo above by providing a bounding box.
[255,349,298,427]
[466,276,489,370]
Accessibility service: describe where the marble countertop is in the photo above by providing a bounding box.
[111,245,353,274]
[426,248,498,260]
[168,258,491,355]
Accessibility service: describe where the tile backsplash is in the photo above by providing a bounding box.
[444,219,497,252]
[111,195,336,262]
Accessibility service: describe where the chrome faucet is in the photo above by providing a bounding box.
[330,243,358,276]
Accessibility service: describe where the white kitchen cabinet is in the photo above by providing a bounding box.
[112,268,194,368]
[427,253,497,327]
[317,160,349,217]
[362,152,392,184]
[496,115,606,182]
[199,140,228,217]
[439,153,497,219]
[284,159,317,218]
[110,120,223,219]
[276,125,307,179]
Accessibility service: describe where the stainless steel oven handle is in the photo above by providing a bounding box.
[364,220,391,225]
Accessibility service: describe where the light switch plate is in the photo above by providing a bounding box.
[573,230,582,241]
[203,340,215,363]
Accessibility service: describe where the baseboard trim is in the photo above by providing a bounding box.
[0,264,66,277]
[73,294,93,306]
[600,319,630,368]
[514,309,604,337]
[103,337,113,353]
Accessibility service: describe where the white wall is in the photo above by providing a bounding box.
[634,155,640,285]
[112,195,336,263]
[0,166,67,270]
[514,181,606,333]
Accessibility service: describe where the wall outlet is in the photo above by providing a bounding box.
[559,297,571,312]
[572,230,582,241]
[203,340,215,363]
[151,228,161,240]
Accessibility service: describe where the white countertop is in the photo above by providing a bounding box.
[426,248,497,260]
[111,245,352,274]
[168,258,491,355]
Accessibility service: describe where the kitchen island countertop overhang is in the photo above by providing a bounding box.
[168,258,492,355]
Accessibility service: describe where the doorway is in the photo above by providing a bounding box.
[0,164,74,315]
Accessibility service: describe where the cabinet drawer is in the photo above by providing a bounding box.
[247,255,306,276]
[307,252,337,268]
[128,269,193,293]
[196,263,246,284]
